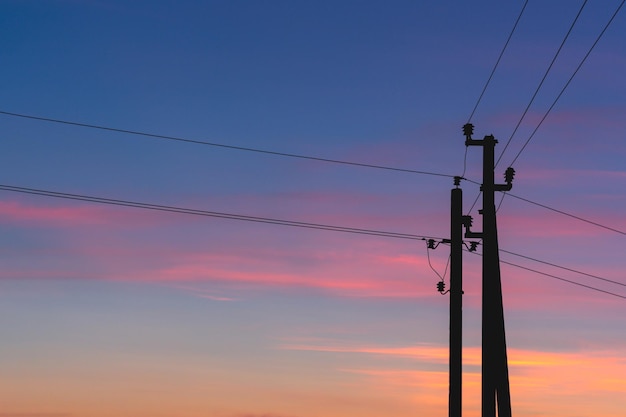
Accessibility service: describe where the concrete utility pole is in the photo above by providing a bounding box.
[463,124,514,417]
[448,177,464,417]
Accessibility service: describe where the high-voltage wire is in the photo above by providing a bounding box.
[2,183,623,300]
[506,193,626,236]
[466,0,529,124]
[463,248,626,300]
[0,110,454,179]
[501,259,626,300]
[462,0,529,179]
[0,184,440,241]
[2,109,623,238]
[500,248,626,287]
[495,0,589,167]
[507,0,626,167]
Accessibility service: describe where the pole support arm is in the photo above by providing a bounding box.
[462,215,483,239]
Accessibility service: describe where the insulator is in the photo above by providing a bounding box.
[504,167,515,183]
[437,281,445,292]
[462,215,473,227]
[469,241,478,252]
[427,239,436,249]
[462,123,474,137]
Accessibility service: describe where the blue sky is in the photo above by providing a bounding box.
[1,1,625,416]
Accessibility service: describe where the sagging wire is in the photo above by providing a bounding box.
[426,239,451,295]
[461,146,469,179]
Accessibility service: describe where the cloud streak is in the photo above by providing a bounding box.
[280,341,626,416]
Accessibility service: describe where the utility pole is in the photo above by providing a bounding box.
[448,177,464,417]
[463,124,514,417]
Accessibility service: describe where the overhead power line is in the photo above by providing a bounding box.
[0,110,454,179]
[508,0,626,167]
[467,0,529,124]
[496,0,589,167]
[2,110,622,237]
[506,193,626,236]
[0,184,441,242]
[463,249,626,300]
[462,0,529,180]
[2,183,623,300]
[500,248,626,288]
[500,259,626,300]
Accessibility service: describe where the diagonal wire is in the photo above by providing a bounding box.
[508,0,626,167]
[3,184,624,300]
[0,184,442,241]
[0,110,454,179]
[500,259,626,300]
[465,249,626,300]
[495,0,589,168]
[500,248,626,287]
[505,193,626,236]
[467,0,529,123]
[463,0,529,179]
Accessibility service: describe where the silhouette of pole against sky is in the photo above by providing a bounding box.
[448,177,464,417]
[463,124,514,417]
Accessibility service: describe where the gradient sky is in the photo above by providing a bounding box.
[1,1,625,416]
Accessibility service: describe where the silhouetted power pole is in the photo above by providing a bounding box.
[448,177,464,417]
[463,124,514,417]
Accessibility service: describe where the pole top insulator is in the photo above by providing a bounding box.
[463,123,474,139]
[453,176,462,186]
[504,167,515,184]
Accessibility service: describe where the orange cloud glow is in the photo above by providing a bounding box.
[279,341,626,417]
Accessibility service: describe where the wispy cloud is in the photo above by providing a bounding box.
[0,200,164,228]
[0,414,71,417]
[280,341,626,415]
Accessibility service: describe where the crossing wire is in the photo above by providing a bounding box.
[500,248,626,288]
[464,249,626,300]
[506,193,626,236]
[467,0,529,124]
[508,0,626,167]
[462,0,529,179]
[500,259,626,300]
[1,183,623,300]
[495,0,589,167]
[1,109,623,237]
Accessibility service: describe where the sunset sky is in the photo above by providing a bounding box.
[1,1,625,416]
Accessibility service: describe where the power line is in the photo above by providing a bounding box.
[0,110,455,179]
[6,111,620,239]
[462,0,529,180]
[496,0,589,167]
[464,249,626,300]
[3,183,623,300]
[0,184,441,241]
[508,0,626,167]
[460,179,625,237]
[467,0,529,124]
[506,193,626,236]
[500,248,626,288]
[500,258,626,300]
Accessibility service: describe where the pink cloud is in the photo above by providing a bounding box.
[497,210,624,238]
[485,106,626,133]
[160,283,238,301]
[0,199,169,228]
[146,252,432,298]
